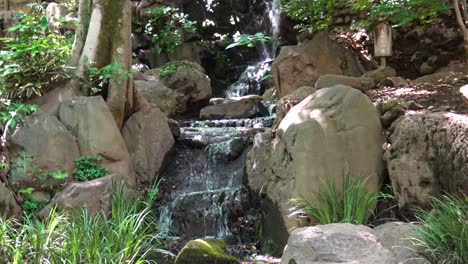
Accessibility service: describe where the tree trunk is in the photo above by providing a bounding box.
[70,0,134,128]
[454,0,468,73]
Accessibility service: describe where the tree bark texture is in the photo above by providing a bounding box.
[454,0,468,72]
[70,0,133,128]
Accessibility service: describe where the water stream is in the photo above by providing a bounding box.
[159,0,281,241]
[225,0,282,98]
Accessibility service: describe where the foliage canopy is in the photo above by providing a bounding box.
[281,0,453,31]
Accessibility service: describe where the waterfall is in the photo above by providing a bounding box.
[225,0,282,98]
[158,0,281,242]
[269,0,282,57]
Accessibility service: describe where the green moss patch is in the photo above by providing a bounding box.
[146,60,204,78]
[174,239,238,264]
[381,99,399,114]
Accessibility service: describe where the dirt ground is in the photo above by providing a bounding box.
[367,72,468,115]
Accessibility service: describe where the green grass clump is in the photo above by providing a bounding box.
[289,177,380,225]
[0,183,163,263]
[414,195,467,264]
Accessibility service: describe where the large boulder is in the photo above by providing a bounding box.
[122,107,174,185]
[0,183,22,219]
[146,61,212,114]
[134,80,177,116]
[272,31,364,97]
[59,96,135,186]
[460,84,468,106]
[175,239,238,264]
[247,86,384,251]
[374,222,428,264]
[9,114,80,190]
[200,96,267,120]
[385,113,468,209]
[315,74,375,91]
[38,175,129,218]
[274,86,317,127]
[281,224,397,264]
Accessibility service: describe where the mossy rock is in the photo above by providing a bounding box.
[145,60,205,78]
[381,99,400,114]
[174,239,238,264]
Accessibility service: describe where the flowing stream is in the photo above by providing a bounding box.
[159,0,281,241]
[225,0,282,98]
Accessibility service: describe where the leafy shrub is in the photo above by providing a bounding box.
[138,5,196,54]
[281,0,452,31]
[61,0,79,12]
[281,0,338,31]
[226,32,271,50]
[289,177,380,225]
[158,63,178,78]
[80,61,135,95]
[0,99,38,135]
[414,195,467,264]
[0,184,163,263]
[354,0,452,29]
[73,155,108,181]
[17,187,39,216]
[0,6,72,101]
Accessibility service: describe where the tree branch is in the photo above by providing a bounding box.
[454,0,468,34]
[461,0,468,25]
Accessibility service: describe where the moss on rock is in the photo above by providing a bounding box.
[145,60,205,78]
[174,239,238,264]
[381,99,399,114]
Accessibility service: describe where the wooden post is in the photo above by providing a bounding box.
[374,23,392,68]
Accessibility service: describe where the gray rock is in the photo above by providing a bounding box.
[200,97,267,120]
[0,183,22,219]
[281,224,397,264]
[138,49,169,69]
[381,77,409,87]
[275,86,317,127]
[122,107,174,185]
[168,118,181,138]
[9,114,79,190]
[374,222,428,264]
[385,113,468,209]
[381,105,405,129]
[134,80,177,116]
[147,249,176,264]
[39,175,113,218]
[315,74,375,91]
[59,96,135,186]
[167,42,204,65]
[273,31,364,97]
[147,61,212,114]
[247,86,384,249]
[362,67,397,83]
[419,62,434,75]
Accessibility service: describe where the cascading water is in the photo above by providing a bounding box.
[159,0,281,242]
[225,0,282,98]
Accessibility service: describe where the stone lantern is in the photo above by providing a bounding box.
[374,22,392,68]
